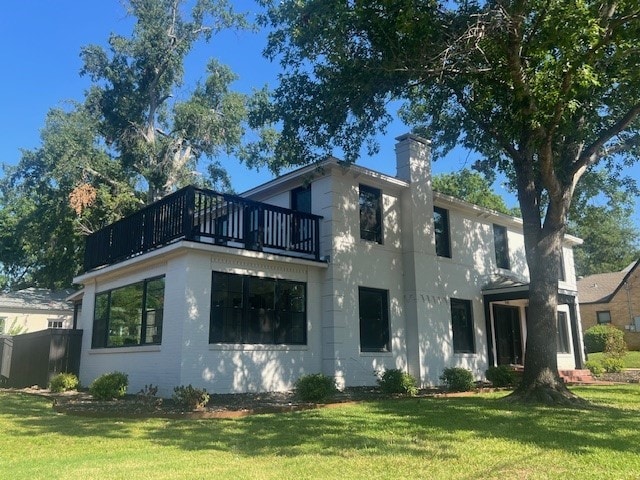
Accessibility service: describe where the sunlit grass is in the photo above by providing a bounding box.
[588,350,640,368]
[1,385,639,479]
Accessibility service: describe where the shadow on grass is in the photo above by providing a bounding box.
[2,385,639,460]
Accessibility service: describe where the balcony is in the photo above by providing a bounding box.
[83,186,323,271]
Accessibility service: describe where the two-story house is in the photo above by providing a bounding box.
[73,134,585,396]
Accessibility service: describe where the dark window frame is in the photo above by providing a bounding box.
[434,206,451,258]
[359,184,383,244]
[358,287,391,353]
[493,224,511,270]
[92,276,165,349]
[557,311,571,353]
[597,311,612,324]
[450,298,476,354]
[210,272,307,345]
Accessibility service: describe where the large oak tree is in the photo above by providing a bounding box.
[255,0,640,403]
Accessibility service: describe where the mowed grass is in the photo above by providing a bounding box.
[588,350,640,368]
[1,385,639,480]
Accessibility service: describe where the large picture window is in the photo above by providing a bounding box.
[493,224,510,270]
[359,287,390,352]
[210,272,306,345]
[359,184,383,244]
[434,206,451,258]
[450,298,475,353]
[92,276,164,348]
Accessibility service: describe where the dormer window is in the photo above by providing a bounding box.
[359,184,383,244]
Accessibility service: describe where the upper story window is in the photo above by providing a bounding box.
[92,276,165,348]
[210,272,307,345]
[291,185,311,213]
[450,298,475,353]
[558,249,566,281]
[434,206,451,258]
[597,311,611,324]
[557,311,571,353]
[359,184,383,244]
[493,224,510,269]
[358,287,390,352]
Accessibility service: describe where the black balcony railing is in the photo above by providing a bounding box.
[83,186,323,271]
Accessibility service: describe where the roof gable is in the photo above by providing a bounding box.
[577,260,640,304]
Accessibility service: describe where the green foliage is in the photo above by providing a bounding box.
[257,0,640,396]
[294,373,337,402]
[604,332,628,359]
[89,371,129,400]
[6,319,28,336]
[376,369,419,396]
[585,360,605,376]
[439,367,475,392]
[49,373,80,393]
[485,366,518,388]
[433,170,512,215]
[602,357,625,374]
[172,385,210,410]
[584,325,625,353]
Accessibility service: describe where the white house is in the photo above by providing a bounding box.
[0,288,74,335]
[73,134,585,396]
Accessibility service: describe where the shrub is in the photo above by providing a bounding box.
[439,367,475,392]
[89,371,128,400]
[602,357,625,373]
[585,360,604,376]
[136,384,163,408]
[485,366,518,388]
[584,325,625,353]
[377,369,418,396]
[604,333,627,359]
[172,385,210,410]
[294,373,337,402]
[49,373,79,393]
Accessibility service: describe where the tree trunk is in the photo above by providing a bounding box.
[506,176,584,404]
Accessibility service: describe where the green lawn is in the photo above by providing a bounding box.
[1,386,640,480]
[587,350,640,368]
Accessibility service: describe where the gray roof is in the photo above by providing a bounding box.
[482,274,529,292]
[577,260,640,304]
[0,288,74,312]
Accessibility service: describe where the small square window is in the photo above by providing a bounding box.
[597,311,611,324]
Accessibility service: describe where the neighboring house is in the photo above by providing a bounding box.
[0,288,74,335]
[73,134,585,396]
[577,260,640,350]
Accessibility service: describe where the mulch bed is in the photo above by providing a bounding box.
[4,370,638,419]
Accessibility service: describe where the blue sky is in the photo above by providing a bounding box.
[1,1,637,226]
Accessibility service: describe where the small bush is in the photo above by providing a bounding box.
[602,357,625,373]
[49,373,79,393]
[136,384,163,408]
[585,360,605,376]
[89,371,128,400]
[439,367,475,392]
[604,333,627,359]
[485,366,518,388]
[377,369,418,396]
[172,385,210,410]
[295,373,337,402]
[584,325,625,353]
